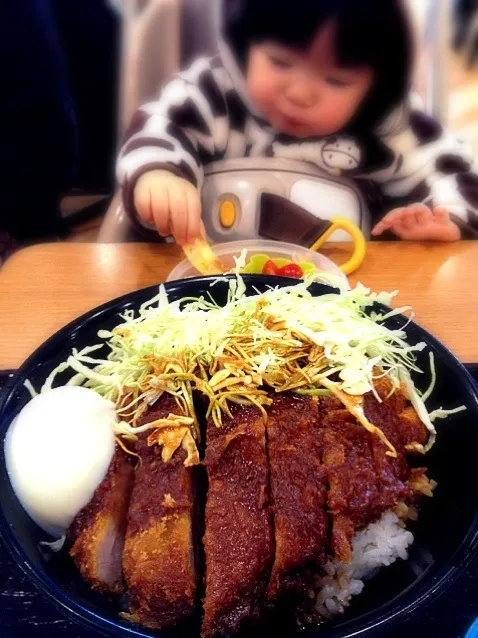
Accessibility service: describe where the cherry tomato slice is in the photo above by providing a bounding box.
[262,259,280,275]
[277,263,304,278]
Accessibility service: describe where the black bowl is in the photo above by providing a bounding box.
[0,275,477,638]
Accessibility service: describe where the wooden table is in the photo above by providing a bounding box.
[1,242,478,638]
[1,241,477,369]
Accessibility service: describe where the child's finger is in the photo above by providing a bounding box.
[411,204,433,226]
[387,223,409,240]
[185,186,202,244]
[399,207,418,230]
[151,187,171,237]
[168,184,189,245]
[433,206,450,224]
[371,208,405,235]
[134,185,154,224]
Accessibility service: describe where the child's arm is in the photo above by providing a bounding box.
[116,58,230,244]
[368,103,478,241]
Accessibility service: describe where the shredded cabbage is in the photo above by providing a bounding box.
[38,274,464,456]
[23,379,38,399]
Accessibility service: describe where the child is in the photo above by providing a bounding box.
[117,0,478,246]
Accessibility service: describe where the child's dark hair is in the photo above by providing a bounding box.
[223,0,414,132]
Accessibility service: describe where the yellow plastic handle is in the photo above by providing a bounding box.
[309,217,367,275]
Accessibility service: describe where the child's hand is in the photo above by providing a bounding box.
[134,169,205,245]
[371,205,461,242]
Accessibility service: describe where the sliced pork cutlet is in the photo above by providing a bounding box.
[69,446,134,595]
[265,394,327,601]
[123,394,198,629]
[318,396,412,563]
[363,378,432,502]
[202,404,274,638]
[363,377,428,453]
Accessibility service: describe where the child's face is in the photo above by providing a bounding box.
[246,21,374,138]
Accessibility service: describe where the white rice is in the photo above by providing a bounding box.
[313,511,414,617]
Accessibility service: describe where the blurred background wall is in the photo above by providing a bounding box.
[50,0,120,193]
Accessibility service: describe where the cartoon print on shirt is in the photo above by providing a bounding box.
[271,136,362,176]
[321,137,361,174]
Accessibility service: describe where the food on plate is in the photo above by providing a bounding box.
[276,263,305,278]
[259,258,305,278]
[265,394,327,601]
[180,242,318,279]
[7,275,465,635]
[241,254,316,278]
[122,394,199,628]
[182,237,226,275]
[5,386,116,536]
[261,258,281,276]
[319,387,426,563]
[68,446,134,594]
[202,404,274,637]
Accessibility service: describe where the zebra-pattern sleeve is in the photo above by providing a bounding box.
[368,107,478,238]
[116,57,231,222]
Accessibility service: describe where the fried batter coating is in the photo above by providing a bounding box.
[69,447,134,595]
[266,394,327,600]
[123,395,198,629]
[202,405,274,637]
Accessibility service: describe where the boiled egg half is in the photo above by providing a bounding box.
[5,386,116,537]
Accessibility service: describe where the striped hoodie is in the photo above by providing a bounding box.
[117,28,478,239]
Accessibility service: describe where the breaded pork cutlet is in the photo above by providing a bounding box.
[363,377,428,453]
[265,394,328,601]
[69,447,134,595]
[319,381,429,563]
[202,405,274,638]
[123,394,198,629]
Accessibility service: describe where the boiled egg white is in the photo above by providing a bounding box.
[5,386,116,537]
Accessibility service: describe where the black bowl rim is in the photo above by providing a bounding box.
[0,274,477,638]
